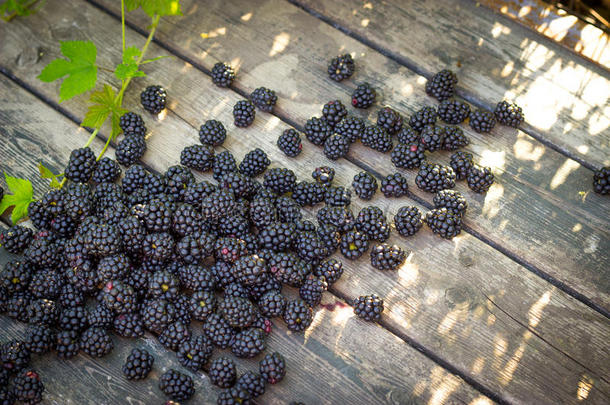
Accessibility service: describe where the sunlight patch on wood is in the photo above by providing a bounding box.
[493,334,507,358]
[240,12,252,21]
[481,183,503,220]
[471,357,485,375]
[499,331,531,386]
[428,373,460,405]
[199,26,226,39]
[500,61,514,78]
[518,5,532,18]
[479,150,505,171]
[469,397,494,405]
[396,253,419,288]
[571,223,582,233]
[546,15,577,42]
[361,18,370,27]
[437,307,464,336]
[363,2,373,10]
[577,375,594,401]
[513,133,544,163]
[388,296,419,329]
[550,159,579,190]
[491,22,510,39]
[269,33,290,57]
[412,379,428,397]
[528,290,551,327]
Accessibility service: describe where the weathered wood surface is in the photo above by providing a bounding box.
[2,3,610,404]
[91,0,610,316]
[0,77,488,404]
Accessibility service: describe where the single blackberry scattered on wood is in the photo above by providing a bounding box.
[313,258,343,285]
[263,168,297,195]
[65,147,96,183]
[304,116,333,146]
[351,82,376,109]
[438,99,470,124]
[277,128,303,157]
[119,111,146,136]
[233,100,256,127]
[426,69,458,101]
[353,294,384,322]
[442,126,469,150]
[250,87,277,112]
[396,126,419,144]
[593,166,609,195]
[323,134,350,160]
[259,352,286,385]
[80,326,113,358]
[494,100,524,127]
[356,206,391,242]
[199,119,227,146]
[236,371,266,398]
[239,148,270,177]
[409,106,437,132]
[180,144,214,172]
[159,369,195,401]
[339,230,369,260]
[377,107,403,134]
[322,100,348,127]
[209,357,237,388]
[1,340,31,372]
[361,125,393,153]
[140,85,167,114]
[312,166,335,185]
[231,327,266,358]
[415,162,456,193]
[12,370,44,404]
[419,125,445,152]
[450,151,474,180]
[324,186,351,207]
[25,325,55,354]
[352,172,378,200]
[370,243,406,270]
[299,274,327,308]
[211,62,236,87]
[55,330,80,359]
[426,208,462,239]
[328,53,354,81]
[467,164,495,193]
[380,173,409,197]
[469,109,496,133]
[391,142,426,169]
[433,189,467,217]
[116,135,147,167]
[394,206,423,237]
[122,348,154,380]
[217,387,252,405]
[283,299,313,332]
[177,335,213,371]
[335,116,365,143]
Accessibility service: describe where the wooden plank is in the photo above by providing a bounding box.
[1,3,609,404]
[0,67,487,404]
[90,0,610,315]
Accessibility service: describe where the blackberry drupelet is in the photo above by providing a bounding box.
[199,120,227,146]
[180,144,214,172]
[239,148,270,177]
[119,111,146,136]
[391,142,427,169]
[450,151,474,180]
[370,243,406,270]
[467,165,495,193]
[394,206,423,237]
[304,116,333,146]
[159,369,195,401]
[426,69,458,101]
[353,294,384,322]
[219,296,256,328]
[339,230,369,260]
[351,82,376,108]
[438,99,470,124]
[277,128,302,157]
[335,116,365,143]
[282,299,313,332]
[0,226,33,254]
[322,100,348,127]
[420,125,445,152]
[122,348,154,380]
[356,206,391,242]
[352,172,378,200]
[380,173,409,197]
[91,157,121,184]
[299,274,327,307]
[361,125,393,153]
[142,232,174,261]
[25,325,55,354]
[433,189,467,217]
[203,314,236,349]
[113,313,144,338]
[323,134,350,160]
[415,162,456,193]
[140,85,167,114]
[211,62,236,87]
[494,101,524,127]
[259,352,286,385]
[324,186,351,207]
[236,371,266,398]
[396,126,420,144]
[469,109,496,133]
[141,298,176,334]
[442,126,469,150]
[250,87,277,112]
[55,330,79,359]
[267,252,309,287]
[409,106,437,132]
[312,166,335,185]
[231,327,266,358]
[159,320,191,351]
[426,208,462,239]
[209,357,237,388]
[327,54,354,81]
[116,135,146,167]
[263,168,297,195]
[258,291,286,318]
[233,100,256,127]
[65,147,96,183]
[317,205,355,233]
[313,258,343,285]
[12,370,44,404]
[80,326,113,357]
[377,107,403,134]
[177,335,213,372]
[593,167,610,194]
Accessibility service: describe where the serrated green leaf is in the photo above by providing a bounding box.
[110,111,123,141]
[0,173,34,225]
[140,0,182,17]
[114,62,145,81]
[124,0,141,12]
[123,46,142,64]
[38,162,55,179]
[1,0,38,18]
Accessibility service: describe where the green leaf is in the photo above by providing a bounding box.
[81,85,127,137]
[0,173,34,225]
[123,46,142,64]
[38,163,63,189]
[139,0,182,17]
[124,0,140,12]
[38,40,98,102]
[114,62,145,81]
[1,0,38,19]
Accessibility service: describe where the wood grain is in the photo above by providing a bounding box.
[0,78,486,404]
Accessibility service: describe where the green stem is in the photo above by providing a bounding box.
[84,127,100,148]
[97,135,113,161]
[121,0,126,53]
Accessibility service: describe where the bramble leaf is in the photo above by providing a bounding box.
[1,0,39,19]
[38,40,98,102]
[114,63,145,81]
[38,163,63,189]
[81,85,127,132]
[126,0,182,17]
[0,173,34,224]
[123,46,142,63]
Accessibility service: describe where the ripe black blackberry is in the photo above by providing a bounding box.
[13,370,44,404]
[172,203,204,237]
[87,303,113,328]
[377,107,403,134]
[291,182,325,207]
[352,172,378,200]
[469,109,496,133]
[236,371,266,398]
[116,134,146,167]
[438,99,470,124]
[239,148,270,177]
[391,142,427,169]
[183,181,216,210]
[339,230,369,260]
[122,348,154,380]
[164,164,195,201]
[58,284,84,308]
[113,313,144,338]
[219,296,256,328]
[361,125,393,153]
[258,352,286,385]
[159,369,195,401]
[426,208,462,239]
[209,357,237,388]
[91,157,121,184]
[250,87,277,112]
[317,205,355,233]
[316,223,341,255]
[140,85,166,114]
[202,189,236,221]
[25,325,55,354]
[467,165,495,193]
[275,196,302,223]
[0,225,33,254]
[28,200,52,230]
[351,82,376,109]
[217,387,252,405]
[258,222,295,251]
[450,151,474,181]
[58,306,89,332]
[299,274,327,307]
[141,298,176,334]
[282,299,313,332]
[396,126,419,144]
[494,101,524,127]
[313,258,343,285]
[231,327,266,358]
[409,106,437,132]
[263,168,297,195]
[1,260,32,294]
[233,100,256,127]
[304,116,333,146]
[434,189,467,217]
[211,62,236,87]
[294,231,328,262]
[420,125,445,152]
[267,252,309,287]
[322,100,348,128]
[5,292,31,322]
[65,147,96,183]
[415,162,456,193]
[177,336,213,372]
[149,270,180,300]
[593,166,610,194]
[29,269,63,299]
[394,206,423,237]
[323,134,350,160]
[55,330,80,359]
[214,237,247,263]
[324,186,351,207]
[119,112,146,137]
[381,173,409,197]
[97,253,131,282]
[212,153,238,184]
[356,206,391,242]
[249,197,277,228]
[159,320,191,351]
[117,216,145,255]
[442,126,469,150]
[180,144,214,172]
[370,243,406,270]
[50,213,76,238]
[334,117,363,144]
[312,166,335,185]
[353,294,384,322]
[258,291,286,318]
[328,53,354,81]
[219,171,257,199]
[277,128,302,157]
[1,340,30,372]
[203,313,236,349]
[198,119,227,146]
[224,282,250,300]
[142,232,174,261]
[426,69,458,101]
[80,326,113,357]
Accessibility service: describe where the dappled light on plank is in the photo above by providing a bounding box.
[481,183,503,220]
[240,12,252,21]
[513,133,545,163]
[200,26,226,39]
[577,374,594,401]
[269,32,290,57]
[549,159,580,190]
[490,22,511,39]
[528,290,551,328]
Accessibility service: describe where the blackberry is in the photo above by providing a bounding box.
[327,53,354,81]
[450,151,474,180]
[420,125,445,152]
[258,222,295,251]
[275,196,303,223]
[469,109,496,133]
[113,313,144,338]
[239,148,270,177]
[426,208,462,239]
[593,166,610,194]
[438,99,470,124]
[87,303,113,328]
[29,269,63,299]
[396,126,420,144]
[323,134,350,160]
[380,173,408,197]
[340,230,369,260]
[1,340,30,372]
[65,147,96,183]
[24,237,59,269]
[231,327,266,358]
[172,203,204,237]
[211,62,235,87]
[55,330,80,359]
[173,293,194,325]
[356,206,390,242]
[282,299,313,332]
[159,369,195,401]
[294,231,328,262]
[324,186,351,207]
[24,325,55,354]
[304,116,333,146]
[117,216,145,255]
[258,291,286,318]
[317,205,355,233]
[233,100,256,127]
[199,120,227,146]
[179,263,217,291]
[394,206,423,237]
[0,386,12,405]
[299,274,327,307]
[494,101,524,127]
[58,306,88,332]
[291,182,324,207]
[203,313,236,349]
[224,282,250,299]
[352,172,378,200]
[12,370,44,404]
[115,134,146,167]
[316,223,340,255]
[58,284,85,308]
[64,183,94,220]
[149,270,180,300]
[236,371,266,398]
[141,299,176,334]
[442,126,469,150]
[184,181,216,210]
[49,213,76,238]
[370,243,406,270]
[353,294,384,322]
[277,128,303,157]
[27,200,52,230]
[122,348,153,380]
[215,237,247,263]
[202,189,236,220]
[415,162,456,193]
[361,125,393,153]
[97,254,131,282]
[1,226,33,254]
[220,296,256,328]
[41,189,64,216]
[1,260,32,294]
[409,106,437,132]
[219,172,256,199]
[426,69,458,101]
[267,252,309,287]
[190,290,216,321]
[119,111,146,136]
[5,292,31,322]
[217,387,252,405]
[335,116,365,143]
[263,168,296,195]
[212,153,238,183]
[313,258,343,285]
[209,357,237,388]
[177,335,213,371]
[159,320,191,351]
[249,198,277,228]
[434,189,467,217]
[140,85,167,114]
[259,352,286,385]
[322,100,348,128]
[142,232,174,261]
[311,167,334,187]
[180,144,214,172]
[377,107,403,135]
[250,87,277,112]
[467,165,495,193]
[80,326,113,357]
[351,82,376,109]
[165,165,195,201]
